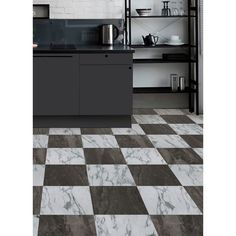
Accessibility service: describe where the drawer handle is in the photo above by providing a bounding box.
[129,66,132,69]
[34,56,72,58]
[105,54,108,58]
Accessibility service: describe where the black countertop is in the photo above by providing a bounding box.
[33,45,135,53]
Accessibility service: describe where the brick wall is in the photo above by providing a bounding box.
[33,0,124,19]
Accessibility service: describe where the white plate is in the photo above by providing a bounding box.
[138,14,151,16]
[165,42,185,46]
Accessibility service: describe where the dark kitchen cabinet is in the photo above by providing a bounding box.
[33,54,79,116]
[79,63,132,115]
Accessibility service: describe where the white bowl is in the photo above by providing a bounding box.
[136,8,152,16]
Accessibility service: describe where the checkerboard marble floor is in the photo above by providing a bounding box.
[33,109,203,236]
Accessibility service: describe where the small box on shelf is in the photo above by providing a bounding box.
[33,4,50,19]
[163,53,189,61]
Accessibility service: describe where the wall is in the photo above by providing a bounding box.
[33,0,124,19]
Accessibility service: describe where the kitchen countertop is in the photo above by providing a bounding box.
[33,45,135,53]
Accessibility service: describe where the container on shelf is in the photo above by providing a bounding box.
[170,74,179,92]
[179,76,186,91]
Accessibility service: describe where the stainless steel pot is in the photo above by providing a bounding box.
[101,24,119,45]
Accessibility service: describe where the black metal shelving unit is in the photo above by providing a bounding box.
[124,0,199,114]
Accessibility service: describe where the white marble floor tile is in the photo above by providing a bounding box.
[87,165,135,186]
[112,124,145,135]
[33,215,39,236]
[33,165,45,186]
[138,186,202,215]
[169,165,203,186]
[154,109,185,115]
[148,135,190,148]
[193,148,203,159]
[33,135,48,148]
[181,109,192,115]
[40,186,93,215]
[133,115,167,124]
[121,148,166,165]
[82,135,119,148]
[187,115,203,124]
[49,128,81,135]
[46,148,85,164]
[95,215,158,236]
[169,124,203,135]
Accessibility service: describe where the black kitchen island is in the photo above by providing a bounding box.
[33,45,134,128]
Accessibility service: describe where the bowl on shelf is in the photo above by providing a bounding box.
[136,8,152,16]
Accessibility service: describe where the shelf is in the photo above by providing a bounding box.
[130,15,193,18]
[133,87,196,94]
[133,58,196,64]
[131,44,189,48]
[131,15,188,18]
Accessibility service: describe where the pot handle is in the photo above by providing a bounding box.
[113,25,119,40]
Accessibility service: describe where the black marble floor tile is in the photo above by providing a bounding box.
[48,135,82,148]
[33,148,47,164]
[81,128,112,134]
[90,187,148,214]
[161,115,195,124]
[33,186,42,215]
[44,165,88,186]
[151,215,203,236]
[128,165,180,186]
[181,135,203,148]
[38,215,96,236]
[158,148,203,164]
[115,135,154,148]
[140,124,176,134]
[133,108,156,114]
[185,186,203,212]
[84,148,126,164]
[33,128,49,135]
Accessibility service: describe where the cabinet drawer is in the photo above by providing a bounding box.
[80,53,132,65]
[80,65,132,115]
[33,54,79,116]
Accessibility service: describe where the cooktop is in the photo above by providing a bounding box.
[50,44,76,49]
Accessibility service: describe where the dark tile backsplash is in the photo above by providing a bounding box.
[33,19,124,46]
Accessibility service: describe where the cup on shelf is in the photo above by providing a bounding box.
[178,0,186,16]
[179,8,185,16]
[170,35,180,41]
[166,35,184,45]
[170,74,179,92]
[171,1,179,15]
[172,8,179,15]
